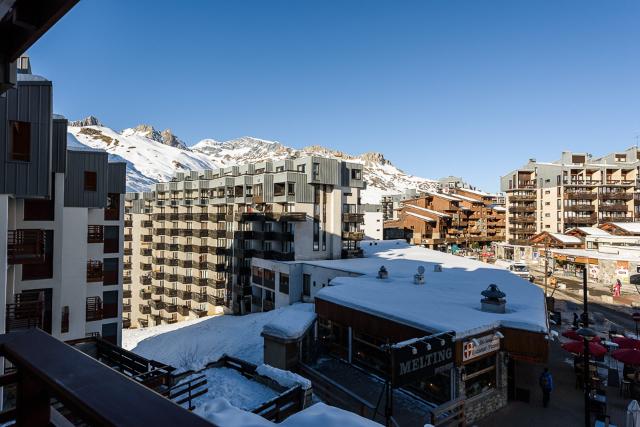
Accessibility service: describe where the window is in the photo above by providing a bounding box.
[464,355,497,398]
[351,169,362,180]
[313,220,320,251]
[84,171,97,191]
[279,273,289,295]
[303,274,311,297]
[312,162,320,180]
[9,121,30,161]
[276,166,284,172]
[297,164,306,173]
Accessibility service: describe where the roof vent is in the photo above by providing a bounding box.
[481,284,506,313]
[377,266,388,280]
[414,266,425,285]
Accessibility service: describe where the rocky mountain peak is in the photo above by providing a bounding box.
[69,115,103,127]
[360,152,390,166]
[133,124,187,149]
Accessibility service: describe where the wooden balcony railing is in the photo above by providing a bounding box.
[7,229,46,265]
[87,261,103,283]
[87,225,104,243]
[6,293,44,333]
[86,296,103,321]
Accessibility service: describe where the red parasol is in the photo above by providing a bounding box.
[612,336,640,350]
[561,340,607,358]
[562,330,601,342]
[612,348,640,365]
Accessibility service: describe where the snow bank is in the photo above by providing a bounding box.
[256,364,312,391]
[197,399,382,427]
[186,367,278,411]
[123,304,314,371]
[262,309,316,340]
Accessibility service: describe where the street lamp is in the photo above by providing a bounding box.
[632,312,640,339]
[577,326,597,427]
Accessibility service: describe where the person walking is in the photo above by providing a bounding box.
[613,279,622,297]
[539,367,553,408]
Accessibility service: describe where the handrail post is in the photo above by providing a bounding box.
[16,371,50,426]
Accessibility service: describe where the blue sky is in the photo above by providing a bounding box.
[30,0,640,192]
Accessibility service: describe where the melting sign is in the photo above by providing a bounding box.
[390,332,455,387]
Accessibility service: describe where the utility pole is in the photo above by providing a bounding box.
[543,236,549,297]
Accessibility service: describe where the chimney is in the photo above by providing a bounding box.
[377,266,388,280]
[481,284,506,313]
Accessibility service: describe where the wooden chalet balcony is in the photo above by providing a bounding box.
[124,220,133,228]
[342,231,365,241]
[509,238,531,245]
[599,204,629,212]
[508,194,537,201]
[600,216,632,223]
[123,289,132,299]
[87,225,104,243]
[509,206,536,213]
[193,293,207,303]
[0,330,213,427]
[342,213,365,223]
[140,276,152,285]
[140,247,153,256]
[86,261,103,283]
[123,304,131,313]
[164,287,177,298]
[565,192,597,200]
[7,229,46,265]
[510,216,536,224]
[139,304,152,314]
[564,204,595,212]
[139,289,152,300]
[600,192,633,201]
[564,215,597,225]
[86,296,103,322]
[123,276,132,284]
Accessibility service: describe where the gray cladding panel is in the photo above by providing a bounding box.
[64,150,108,208]
[0,82,52,197]
[107,162,126,194]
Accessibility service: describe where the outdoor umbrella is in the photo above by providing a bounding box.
[626,400,640,427]
[613,348,640,366]
[561,340,607,358]
[562,330,601,342]
[614,337,640,350]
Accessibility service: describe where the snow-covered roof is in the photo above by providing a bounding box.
[405,211,436,223]
[311,240,548,338]
[404,204,450,218]
[606,222,640,234]
[491,206,507,212]
[550,248,640,262]
[449,193,482,203]
[262,309,316,340]
[547,233,582,244]
[569,227,611,237]
[426,191,461,202]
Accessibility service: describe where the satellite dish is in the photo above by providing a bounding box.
[417,266,425,275]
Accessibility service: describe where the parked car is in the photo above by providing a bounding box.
[508,262,531,280]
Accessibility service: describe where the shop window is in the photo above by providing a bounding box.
[279,273,289,295]
[303,274,311,297]
[9,121,30,161]
[464,355,497,398]
[84,171,97,191]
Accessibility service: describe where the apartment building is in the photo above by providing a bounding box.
[383,189,505,250]
[362,204,383,240]
[501,149,640,245]
[0,58,126,344]
[380,189,421,221]
[123,157,365,326]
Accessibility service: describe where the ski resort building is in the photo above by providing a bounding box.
[501,149,640,245]
[123,157,365,327]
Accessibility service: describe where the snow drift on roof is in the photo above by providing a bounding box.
[547,233,582,244]
[404,204,450,218]
[608,222,640,234]
[262,307,316,340]
[405,211,436,222]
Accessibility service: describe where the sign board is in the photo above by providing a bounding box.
[589,264,599,280]
[462,333,501,363]
[390,332,455,388]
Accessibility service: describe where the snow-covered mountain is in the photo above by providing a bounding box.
[68,117,439,203]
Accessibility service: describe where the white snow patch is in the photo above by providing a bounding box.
[256,364,312,390]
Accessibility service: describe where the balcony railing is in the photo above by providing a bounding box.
[86,296,103,321]
[342,213,365,223]
[342,231,365,241]
[600,192,633,201]
[87,225,104,243]
[509,206,536,213]
[87,261,103,283]
[599,204,629,212]
[7,229,46,265]
[140,276,152,285]
[6,293,44,333]
[123,276,132,284]
[564,215,597,225]
[564,204,595,212]
[0,329,211,427]
[565,192,597,200]
[123,289,132,299]
[139,304,151,314]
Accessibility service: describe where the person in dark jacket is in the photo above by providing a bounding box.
[539,367,553,408]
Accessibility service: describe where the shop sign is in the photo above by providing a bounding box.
[567,256,576,263]
[589,264,599,280]
[390,332,455,388]
[462,333,501,362]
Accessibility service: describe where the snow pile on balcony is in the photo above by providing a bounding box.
[123,303,314,372]
[196,398,381,427]
[261,309,316,340]
[256,364,312,390]
[186,367,279,411]
[311,240,548,338]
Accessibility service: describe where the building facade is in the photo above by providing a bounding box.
[383,189,506,250]
[123,157,365,327]
[362,204,384,240]
[501,149,640,245]
[0,59,126,344]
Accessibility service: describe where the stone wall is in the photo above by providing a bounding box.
[461,352,509,424]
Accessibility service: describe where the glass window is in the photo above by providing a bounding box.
[303,274,311,297]
[279,273,289,295]
[464,356,497,398]
[9,121,30,161]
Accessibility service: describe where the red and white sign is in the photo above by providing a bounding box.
[463,333,501,362]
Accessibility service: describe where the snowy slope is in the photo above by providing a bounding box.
[68,116,439,201]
